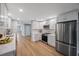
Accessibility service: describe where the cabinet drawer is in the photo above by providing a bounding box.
[58,42,69,56]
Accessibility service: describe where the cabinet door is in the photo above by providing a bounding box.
[49,19,56,29]
[39,21,45,29]
[32,21,40,29]
[57,11,78,22]
[32,33,41,41]
[66,11,78,21]
[57,16,64,22]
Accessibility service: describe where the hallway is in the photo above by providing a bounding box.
[16,36,63,56]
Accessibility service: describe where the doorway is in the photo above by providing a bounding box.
[24,24,31,37]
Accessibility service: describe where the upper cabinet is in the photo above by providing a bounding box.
[0,4,8,28]
[39,21,46,29]
[32,21,40,29]
[32,18,57,30]
[32,21,46,29]
[49,18,56,29]
[57,10,78,22]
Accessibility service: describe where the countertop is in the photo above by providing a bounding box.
[48,33,56,37]
[42,33,55,37]
[0,36,16,55]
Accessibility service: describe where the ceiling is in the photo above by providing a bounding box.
[6,3,79,24]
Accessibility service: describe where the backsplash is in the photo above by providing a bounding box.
[42,29,55,34]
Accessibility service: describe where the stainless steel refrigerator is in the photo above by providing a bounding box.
[56,20,77,56]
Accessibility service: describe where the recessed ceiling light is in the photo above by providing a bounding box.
[19,9,23,12]
[8,13,12,16]
[0,15,8,18]
[0,15,4,18]
[17,18,20,20]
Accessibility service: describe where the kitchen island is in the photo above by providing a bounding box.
[0,35,16,56]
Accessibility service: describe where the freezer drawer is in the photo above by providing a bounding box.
[70,46,77,56]
[57,42,69,56]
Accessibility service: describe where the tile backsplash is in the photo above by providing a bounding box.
[42,29,55,34]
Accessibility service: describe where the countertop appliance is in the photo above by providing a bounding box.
[56,20,77,56]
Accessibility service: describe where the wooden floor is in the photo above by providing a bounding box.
[16,36,63,56]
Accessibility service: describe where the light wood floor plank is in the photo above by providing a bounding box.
[16,36,63,56]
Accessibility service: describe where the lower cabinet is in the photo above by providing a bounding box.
[32,33,41,41]
[48,34,55,47]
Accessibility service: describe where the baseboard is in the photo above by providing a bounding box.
[39,40,55,48]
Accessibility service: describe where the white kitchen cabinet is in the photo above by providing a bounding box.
[48,34,55,47]
[32,33,41,41]
[66,11,78,21]
[32,21,40,29]
[39,21,46,29]
[57,11,78,22]
[49,18,56,29]
[32,30,42,41]
[32,21,46,30]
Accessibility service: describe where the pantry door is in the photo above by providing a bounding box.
[24,24,31,36]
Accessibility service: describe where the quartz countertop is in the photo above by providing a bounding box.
[47,33,56,37]
[0,36,16,55]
